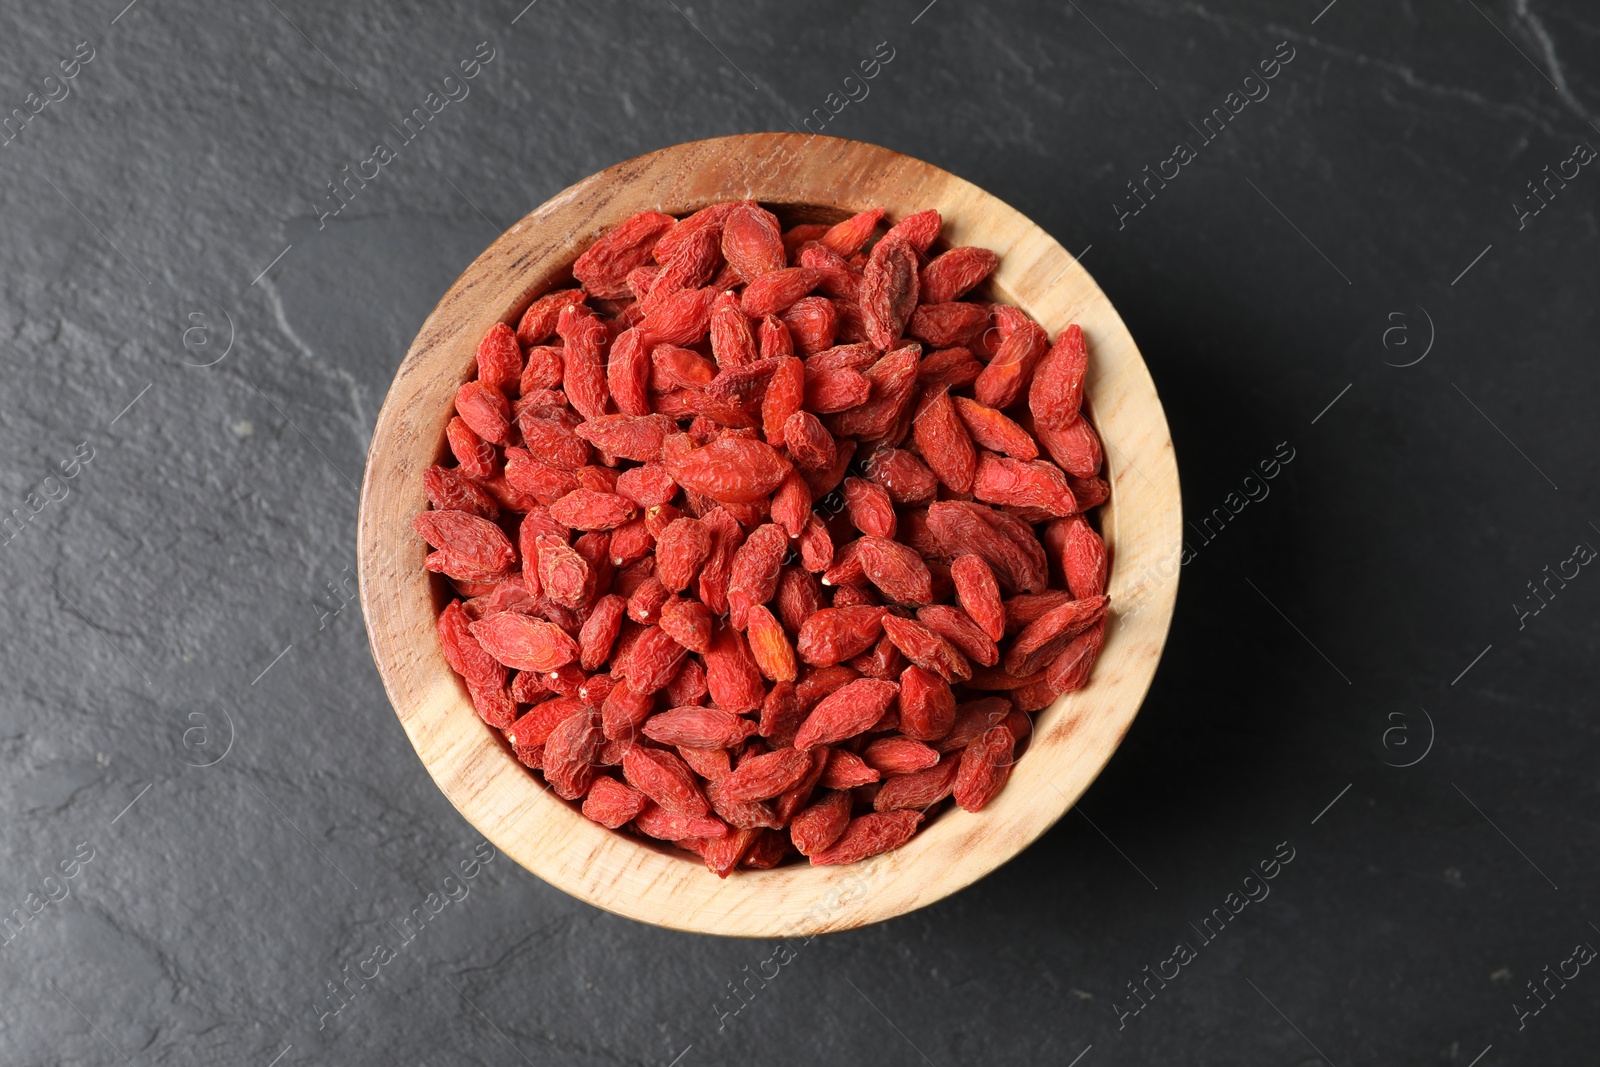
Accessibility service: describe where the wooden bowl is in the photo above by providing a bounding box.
[358,133,1181,937]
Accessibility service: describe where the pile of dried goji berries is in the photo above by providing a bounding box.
[417,200,1110,876]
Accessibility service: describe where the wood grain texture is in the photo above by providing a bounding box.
[357,133,1181,937]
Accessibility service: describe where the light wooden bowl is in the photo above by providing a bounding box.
[358,133,1181,937]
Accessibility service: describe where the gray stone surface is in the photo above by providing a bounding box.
[1,1,1596,1064]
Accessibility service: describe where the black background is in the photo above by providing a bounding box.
[2,1,1596,1065]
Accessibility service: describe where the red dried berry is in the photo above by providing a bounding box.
[622,745,709,818]
[468,613,579,672]
[1029,323,1089,429]
[414,510,516,576]
[741,267,821,317]
[424,465,499,520]
[953,726,1015,812]
[721,202,786,282]
[919,246,998,304]
[703,622,766,714]
[671,436,792,504]
[572,210,675,299]
[950,554,1006,642]
[476,322,522,395]
[809,810,923,865]
[744,604,798,682]
[642,706,758,748]
[794,678,899,750]
[721,746,815,802]
[582,777,648,829]
[953,396,1039,460]
[455,381,511,445]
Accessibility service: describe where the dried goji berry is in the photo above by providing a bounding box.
[455,381,511,445]
[1005,594,1109,677]
[702,621,766,714]
[653,202,739,264]
[476,322,522,395]
[582,776,648,828]
[916,603,999,667]
[863,737,939,776]
[926,501,1047,594]
[637,286,717,347]
[1046,619,1106,694]
[721,202,785,282]
[696,507,745,616]
[821,207,883,256]
[414,510,516,576]
[908,302,990,348]
[953,725,1015,812]
[950,554,1006,642]
[572,210,674,299]
[780,296,838,355]
[535,534,594,609]
[953,396,1039,460]
[516,410,591,471]
[600,678,654,741]
[720,746,814,801]
[446,416,498,480]
[1029,323,1088,429]
[971,452,1077,516]
[516,288,587,345]
[726,523,787,629]
[745,604,797,682]
[548,488,637,531]
[437,601,507,690]
[626,575,671,625]
[761,356,805,447]
[622,745,710,818]
[919,246,998,304]
[740,267,820,317]
[974,304,1049,410]
[1044,515,1108,598]
[624,624,690,694]
[757,313,793,361]
[468,612,579,673]
[666,655,710,707]
[841,476,896,538]
[880,615,971,683]
[577,593,626,670]
[1034,413,1103,479]
[670,436,792,504]
[555,303,611,420]
[826,347,920,440]
[855,536,933,605]
[782,411,836,473]
[882,208,941,253]
[634,803,727,841]
[790,789,853,855]
[642,706,758,748]
[873,752,961,811]
[819,747,879,789]
[862,447,938,505]
[803,364,871,413]
[424,465,499,520]
[758,680,806,747]
[796,605,887,666]
[644,222,721,310]
[794,677,898,750]
[542,707,603,799]
[917,345,984,392]
[809,809,922,865]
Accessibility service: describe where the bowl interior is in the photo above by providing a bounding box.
[360,133,1181,936]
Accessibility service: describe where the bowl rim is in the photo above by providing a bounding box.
[358,132,1182,937]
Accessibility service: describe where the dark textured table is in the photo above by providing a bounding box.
[3,1,1596,1064]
